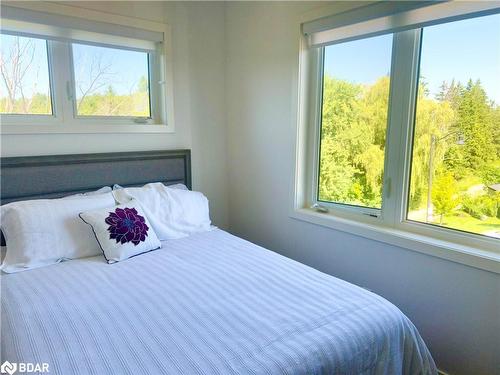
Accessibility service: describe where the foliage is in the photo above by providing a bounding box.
[431,172,459,223]
[462,194,500,219]
[0,93,51,115]
[318,72,499,236]
[318,76,388,208]
[479,163,500,186]
[409,89,455,208]
[453,80,496,171]
[77,85,150,117]
[1,78,150,117]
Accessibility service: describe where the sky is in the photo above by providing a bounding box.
[324,13,500,104]
[0,34,51,99]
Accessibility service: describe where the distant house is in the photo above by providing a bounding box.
[487,184,500,202]
[487,184,500,193]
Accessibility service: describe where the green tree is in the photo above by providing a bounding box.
[318,75,390,207]
[455,80,496,170]
[436,79,463,109]
[318,77,362,203]
[409,84,455,209]
[479,163,500,186]
[432,172,459,224]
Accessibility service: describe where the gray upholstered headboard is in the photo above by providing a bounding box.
[0,149,191,205]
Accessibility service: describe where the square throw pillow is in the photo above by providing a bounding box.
[79,200,161,264]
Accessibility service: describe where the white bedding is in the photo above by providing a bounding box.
[1,229,437,375]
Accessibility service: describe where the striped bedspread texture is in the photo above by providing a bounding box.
[1,229,437,375]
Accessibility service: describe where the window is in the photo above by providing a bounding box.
[408,14,500,239]
[72,44,151,118]
[0,4,173,132]
[298,2,500,257]
[318,34,392,211]
[0,34,53,115]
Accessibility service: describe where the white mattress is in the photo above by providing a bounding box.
[1,229,437,375]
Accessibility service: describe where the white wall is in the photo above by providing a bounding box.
[0,1,229,229]
[225,2,500,375]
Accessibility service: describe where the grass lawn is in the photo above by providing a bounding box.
[407,209,500,238]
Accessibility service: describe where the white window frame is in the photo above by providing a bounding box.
[0,2,175,134]
[67,42,157,125]
[291,7,500,274]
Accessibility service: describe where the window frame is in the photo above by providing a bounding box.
[68,42,155,123]
[0,2,174,134]
[293,10,500,268]
[312,34,396,219]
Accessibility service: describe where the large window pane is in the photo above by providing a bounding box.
[0,34,52,115]
[72,43,151,118]
[317,34,393,209]
[408,14,500,239]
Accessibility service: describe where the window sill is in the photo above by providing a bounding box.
[1,124,174,135]
[290,208,500,274]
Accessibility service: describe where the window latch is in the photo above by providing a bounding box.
[133,118,148,124]
[311,203,329,213]
[66,81,73,101]
[385,177,392,198]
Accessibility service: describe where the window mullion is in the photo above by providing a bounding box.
[48,40,74,124]
[381,29,422,227]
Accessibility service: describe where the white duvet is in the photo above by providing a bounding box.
[1,229,437,375]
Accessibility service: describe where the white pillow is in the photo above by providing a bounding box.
[113,183,188,191]
[113,182,211,240]
[166,183,189,191]
[0,193,116,273]
[80,200,161,264]
[62,186,112,199]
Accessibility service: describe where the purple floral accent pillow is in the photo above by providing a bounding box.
[80,200,161,264]
[105,207,149,246]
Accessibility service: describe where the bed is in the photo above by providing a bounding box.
[0,150,437,375]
